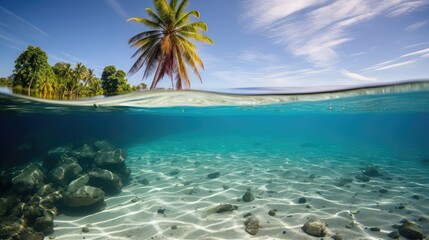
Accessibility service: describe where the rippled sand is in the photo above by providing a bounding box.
[51,134,429,239]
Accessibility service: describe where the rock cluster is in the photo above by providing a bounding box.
[0,140,130,239]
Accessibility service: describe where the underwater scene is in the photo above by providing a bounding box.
[1,81,429,240]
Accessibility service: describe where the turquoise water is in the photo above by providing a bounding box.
[1,81,429,239]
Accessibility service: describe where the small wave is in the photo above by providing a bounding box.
[1,80,429,114]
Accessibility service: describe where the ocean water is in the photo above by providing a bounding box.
[1,81,429,239]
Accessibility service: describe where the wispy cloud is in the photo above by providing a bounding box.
[60,52,88,64]
[364,47,429,71]
[242,0,429,66]
[106,0,128,19]
[0,41,22,51]
[372,60,416,71]
[405,20,428,32]
[341,69,376,81]
[0,33,25,45]
[0,6,48,37]
[237,50,278,64]
[403,41,429,49]
[211,65,326,87]
[49,54,69,63]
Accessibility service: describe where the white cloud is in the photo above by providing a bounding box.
[405,20,428,32]
[237,50,278,63]
[0,6,48,36]
[365,47,429,71]
[341,69,376,81]
[243,0,325,30]
[242,0,429,66]
[106,0,128,19]
[373,60,416,70]
[403,41,429,49]
[400,47,429,58]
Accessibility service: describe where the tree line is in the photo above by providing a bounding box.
[0,46,147,98]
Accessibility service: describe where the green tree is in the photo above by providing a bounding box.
[72,63,87,96]
[128,0,213,90]
[37,68,57,95]
[101,66,133,96]
[0,77,12,87]
[12,46,53,95]
[88,78,104,96]
[52,62,73,97]
[85,68,96,86]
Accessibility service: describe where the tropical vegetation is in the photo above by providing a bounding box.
[2,45,140,98]
[127,0,213,90]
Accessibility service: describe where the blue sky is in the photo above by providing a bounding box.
[0,0,428,89]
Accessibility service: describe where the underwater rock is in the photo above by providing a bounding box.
[209,203,238,214]
[268,209,277,216]
[223,184,230,190]
[49,159,82,187]
[388,231,400,238]
[82,226,90,233]
[242,191,255,202]
[66,174,88,192]
[420,158,429,164]
[398,220,424,239]
[94,140,115,151]
[157,209,166,214]
[62,185,105,208]
[169,169,180,176]
[302,218,327,237]
[298,197,307,204]
[12,163,44,194]
[244,216,261,235]
[70,144,95,162]
[94,149,126,171]
[336,177,353,187]
[207,172,220,179]
[138,178,150,185]
[370,227,381,231]
[33,209,55,235]
[363,165,381,177]
[88,168,123,194]
[355,174,370,182]
[46,146,72,168]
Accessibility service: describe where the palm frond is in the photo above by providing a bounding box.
[128,17,161,29]
[128,30,161,44]
[174,10,200,28]
[179,31,214,44]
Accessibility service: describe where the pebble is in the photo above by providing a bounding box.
[268,209,277,216]
[82,227,89,233]
[157,209,166,214]
[387,231,400,238]
[171,225,177,230]
[370,227,381,231]
[298,197,307,204]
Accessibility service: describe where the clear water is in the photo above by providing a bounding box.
[1,81,429,239]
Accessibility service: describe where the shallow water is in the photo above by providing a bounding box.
[1,81,429,239]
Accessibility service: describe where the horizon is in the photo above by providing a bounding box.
[0,0,428,90]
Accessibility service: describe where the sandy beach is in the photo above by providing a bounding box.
[50,134,429,239]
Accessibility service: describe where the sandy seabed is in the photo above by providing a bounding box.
[50,135,429,240]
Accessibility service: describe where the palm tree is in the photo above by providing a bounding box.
[53,62,73,97]
[128,0,213,90]
[88,79,104,96]
[85,68,96,87]
[73,63,87,96]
